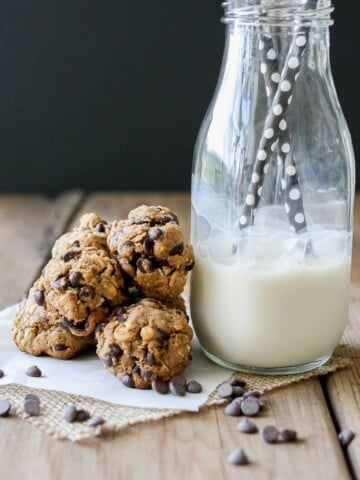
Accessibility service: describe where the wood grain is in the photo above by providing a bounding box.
[324,195,360,478]
[0,192,357,480]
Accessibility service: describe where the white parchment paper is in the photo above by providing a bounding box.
[0,304,229,412]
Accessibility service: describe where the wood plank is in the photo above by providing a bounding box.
[0,192,84,308]
[0,192,353,480]
[324,194,360,478]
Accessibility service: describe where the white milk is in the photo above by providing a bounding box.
[190,235,351,369]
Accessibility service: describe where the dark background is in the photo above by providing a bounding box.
[0,1,358,193]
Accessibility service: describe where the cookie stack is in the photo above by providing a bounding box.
[13,206,195,389]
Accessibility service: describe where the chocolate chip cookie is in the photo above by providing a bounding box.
[13,282,93,359]
[96,298,193,389]
[108,205,194,301]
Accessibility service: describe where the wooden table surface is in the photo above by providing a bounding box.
[0,191,359,480]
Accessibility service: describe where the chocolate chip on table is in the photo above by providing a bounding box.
[34,290,45,306]
[279,428,298,442]
[121,374,135,388]
[76,409,90,422]
[79,285,95,301]
[0,369,4,379]
[63,250,78,262]
[232,386,245,398]
[68,271,83,287]
[0,400,11,417]
[26,365,42,377]
[87,416,105,427]
[152,380,169,395]
[95,222,106,233]
[186,380,203,394]
[25,394,40,406]
[224,400,243,417]
[63,405,78,423]
[240,396,260,417]
[227,447,249,466]
[237,418,258,434]
[338,428,355,447]
[169,377,186,396]
[53,277,67,291]
[24,399,40,416]
[261,425,280,444]
[217,383,234,399]
[226,376,246,388]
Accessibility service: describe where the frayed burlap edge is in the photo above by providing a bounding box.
[0,353,350,442]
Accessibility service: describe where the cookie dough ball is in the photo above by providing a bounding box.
[108,205,194,301]
[13,283,93,359]
[96,298,193,389]
[52,213,109,257]
[41,247,128,336]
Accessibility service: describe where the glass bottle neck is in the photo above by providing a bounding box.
[222,0,334,27]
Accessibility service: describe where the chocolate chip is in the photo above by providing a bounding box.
[145,352,155,365]
[0,400,11,417]
[232,386,245,398]
[141,370,153,383]
[25,394,40,405]
[87,416,105,427]
[162,213,179,225]
[185,261,195,271]
[53,344,68,351]
[261,425,280,444]
[224,400,243,417]
[73,240,80,248]
[227,448,249,466]
[156,328,170,346]
[0,369,4,379]
[237,418,258,434]
[60,317,87,331]
[217,383,233,398]
[279,428,298,442]
[95,222,106,233]
[53,277,67,290]
[132,365,141,376]
[76,409,90,422]
[79,285,95,301]
[240,396,260,416]
[113,306,127,323]
[24,399,40,416]
[148,228,163,241]
[136,257,152,273]
[186,380,202,394]
[152,258,169,269]
[26,365,42,377]
[143,238,154,256]
[103,355,113,367]
[63,250,78,262]
[63,404,77,423]
[170,375,186,387]
[121,374,135,388]
[34,290,44,306]
[169,243,184,256]
[152,380,169,394]
[128,286,143,302]
[227,376,246,388]
[169,380,186,397]
[339,428,355,447]
[68,271,83,287]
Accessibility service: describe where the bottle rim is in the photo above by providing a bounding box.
[222,0,334,26]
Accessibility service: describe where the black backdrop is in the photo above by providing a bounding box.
[0,1,358,193]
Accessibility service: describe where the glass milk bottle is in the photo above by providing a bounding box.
[190,0,355,374]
